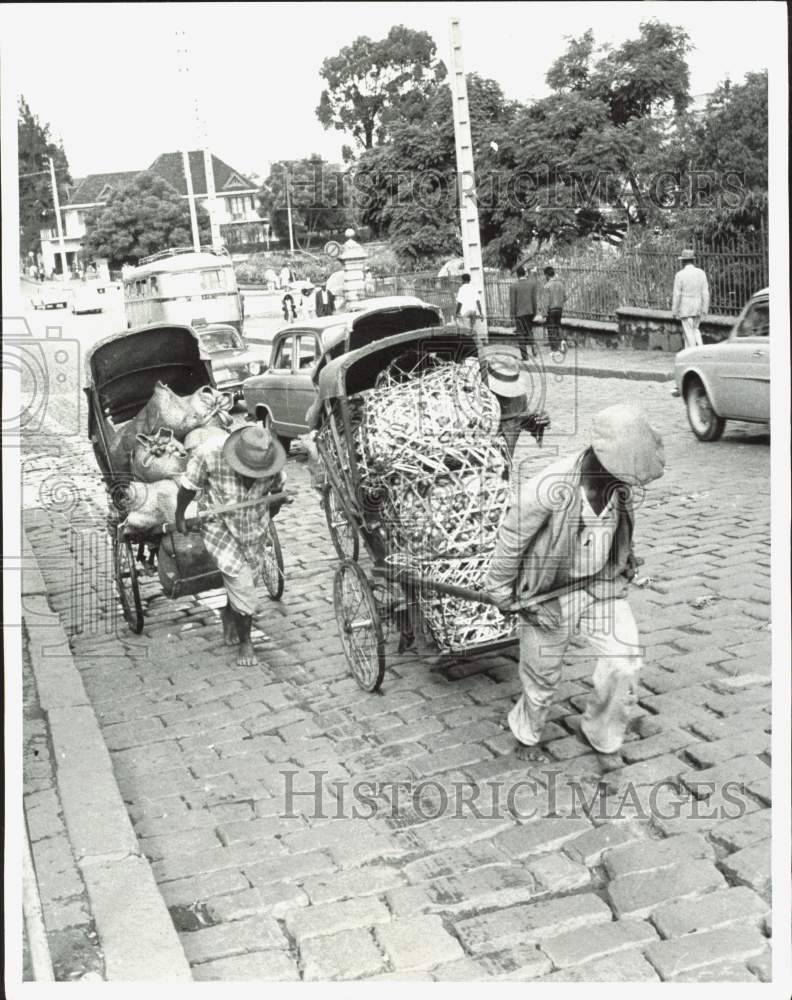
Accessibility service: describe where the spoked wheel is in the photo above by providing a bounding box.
[323,486,359,562]
[333,560,386,692]
[113,538,144,633]
[258,516,285,600]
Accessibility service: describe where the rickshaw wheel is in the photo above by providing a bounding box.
[114,538,144,633]
[322,486,359,562]
[259,517,285,600]
[333,560,385,693]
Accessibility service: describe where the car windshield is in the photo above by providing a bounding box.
[200,329,243,352]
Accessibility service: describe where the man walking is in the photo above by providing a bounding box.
[484,405,665,760]
[455,273,486,349]
[672,248,710,349]
[175,422,287,667]
[509,266,539,360]
[543,266,567,353]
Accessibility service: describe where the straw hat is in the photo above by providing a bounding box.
[485,354,531,398]
[590,405,665,486]
[223,424,286,479]
[678,248,695,261]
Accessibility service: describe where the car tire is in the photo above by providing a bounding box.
[684,377,726,442]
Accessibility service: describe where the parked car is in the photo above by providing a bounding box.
[674,288,770,441]
[242,296,443,447]
[71,281,111,314]
[31,284,73,310]
[195,323,266,401]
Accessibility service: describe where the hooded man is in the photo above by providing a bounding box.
[484,405,665,760]
[175,421,287,666]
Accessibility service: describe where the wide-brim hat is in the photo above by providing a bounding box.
[678,248,695,261]
[590,404,665,486]
[485,353,532,398]
[223,424,286,479]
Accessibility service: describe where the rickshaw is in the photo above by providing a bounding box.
[311,325,555,692]
[85,323,287,634]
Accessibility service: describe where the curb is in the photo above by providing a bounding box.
[539,362,674,383]
[21,530,192,982]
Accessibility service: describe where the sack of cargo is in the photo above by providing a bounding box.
[183,386,234,433]
[120,479,179,533]
[130,429,188,483]
[183,424,229,453]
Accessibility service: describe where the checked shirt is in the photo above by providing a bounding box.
[181,443,285,578]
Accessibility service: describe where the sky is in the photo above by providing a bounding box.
[0,1,784,182]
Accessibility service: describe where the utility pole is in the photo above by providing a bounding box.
[48,157,68,278]
[202,146,223,251]
[448,18,487,330]
[182,150,201,252]
[284,166,295,253]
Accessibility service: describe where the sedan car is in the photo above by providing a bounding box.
[31,284,73,310]
[242,297,443,447]
[674,288,769,441]
[195,323,266,400]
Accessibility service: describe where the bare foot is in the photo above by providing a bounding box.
[221,607,238,646]
[515,743,549,764]
[237,641,259,667]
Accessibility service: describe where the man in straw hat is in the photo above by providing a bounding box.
[484,405,665,761]
[175,419,287,666]
[484,350,549,456]
[672,248,710,349]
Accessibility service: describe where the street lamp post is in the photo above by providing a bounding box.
[285,167,295,254]
[48,157,68,278]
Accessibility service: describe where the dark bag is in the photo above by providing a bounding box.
[157,531,223,598]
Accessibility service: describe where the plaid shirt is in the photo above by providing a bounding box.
[181,443,285,577]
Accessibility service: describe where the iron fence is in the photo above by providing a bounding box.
[373,244,768,325]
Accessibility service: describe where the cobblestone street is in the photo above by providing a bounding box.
[21,367,772,982]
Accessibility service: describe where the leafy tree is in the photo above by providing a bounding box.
[259,156,350,248]
[316,26,446,150]
[17,97,72,259]
[82,172,211,269]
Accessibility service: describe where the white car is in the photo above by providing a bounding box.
[31,285,73,310]
[71,282,111,314]
[674,288,770,441]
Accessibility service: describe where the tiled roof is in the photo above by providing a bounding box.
[64,171,140,206]
[147,151,256,196]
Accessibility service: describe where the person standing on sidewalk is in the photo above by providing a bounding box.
[509,266,539,360]
[484,404,665,761]
[455,273,487,350]
[543,266,567,353]
[672,248,710,349]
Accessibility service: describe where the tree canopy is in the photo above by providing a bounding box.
[82,172,211,269]
[316,25,446,151]
[18,97,72,258]
[258,156,350,249]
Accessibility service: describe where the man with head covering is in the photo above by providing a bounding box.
[672,248,710,349]
[484,350,549,456]
[484,405,665,760]
[175,420,287,666]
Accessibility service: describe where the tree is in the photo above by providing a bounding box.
[17,97,72,259]
[259,156,350,249]
[82,172,211,269]
[316,26,446,151]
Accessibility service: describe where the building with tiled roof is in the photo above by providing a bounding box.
[40,151,269,273]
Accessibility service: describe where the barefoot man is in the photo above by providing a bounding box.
[484,405,665,762]
[175,422,287,666]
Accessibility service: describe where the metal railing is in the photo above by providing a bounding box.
[373,245,768,324]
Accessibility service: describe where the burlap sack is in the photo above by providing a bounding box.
[130,429,188,483]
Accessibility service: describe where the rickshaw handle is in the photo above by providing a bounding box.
[117,490,295,541]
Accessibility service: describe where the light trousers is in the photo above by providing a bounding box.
[509,592,642,754]
[680,316,703,348]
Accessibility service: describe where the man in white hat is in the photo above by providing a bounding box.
[175,420,287,666]
[484,351,549,456]
[484,405,665,761]
[672,248,710,349]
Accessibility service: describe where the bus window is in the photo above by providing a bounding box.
[200,269,222,291]
[150,276,159,297]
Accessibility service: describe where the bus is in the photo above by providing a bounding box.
[122,247,244,333]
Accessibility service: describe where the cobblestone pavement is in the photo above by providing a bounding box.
[21,372,771,982]
[23,629,104,980]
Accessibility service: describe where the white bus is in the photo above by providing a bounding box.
[123,247,244,333]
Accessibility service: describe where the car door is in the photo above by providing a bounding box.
[714,298,770,421]
[256,331,295,434]
[291,333,321,431]
[270,329,317,436]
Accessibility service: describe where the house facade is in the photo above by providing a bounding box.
[39,152,270,273]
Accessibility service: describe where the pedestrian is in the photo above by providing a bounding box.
[299,284,317,319]
[282,292,297,322]
[672,248,710,349]
[265,267,278,291]
[484,352,549,457]
[279,264,292,290]
[484,404,665,761]
[454,273,486,349]
[315,282,336,318]
[509,265,539,360]
[175,421,287,667]
[542,266,566,353]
